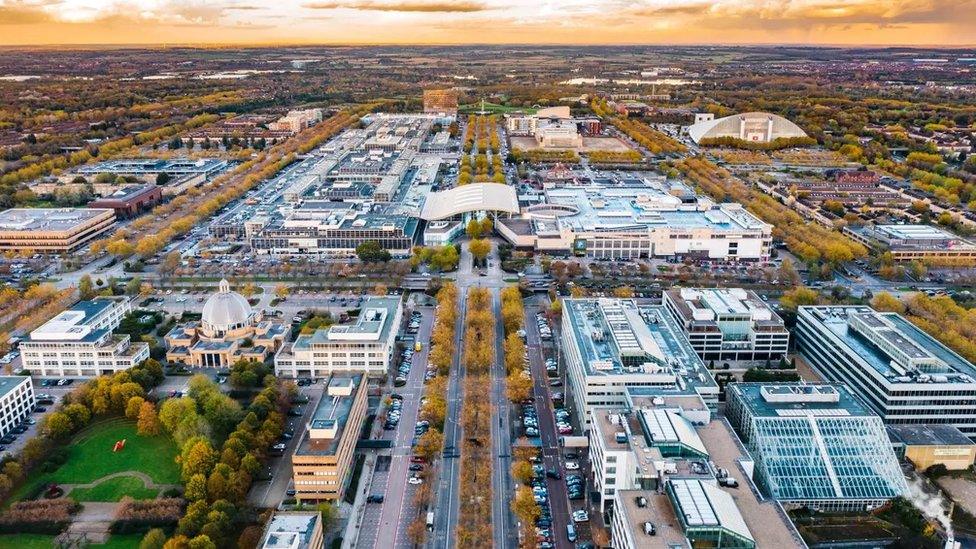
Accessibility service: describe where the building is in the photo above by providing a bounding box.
[889,424,976,471]
[534,119,583,148]
[20,297,149,377]
[276,296,402,378]
[75,158,229,179]
[664,288,789,363]
[797,305,976,440]
[560,298,719,427]
[270,109,324,134]
[0,208,115,253]
[165,280,287,368]
[0,376,34,439]
[259,511,324,549]
[686,112,808,144]
[292,374,368,502]
[87,185,162,218]
[845,224,976,263]
[423,89,459,116]
[499,177,772,261]
[727,383,908,511]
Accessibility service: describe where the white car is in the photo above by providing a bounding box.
[565,461,580,471]
[408,476,424,485]
[573,510,589,523]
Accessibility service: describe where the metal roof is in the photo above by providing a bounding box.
[419,183,519,220]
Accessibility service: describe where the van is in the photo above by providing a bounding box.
[415,341,422,352]
[566,524,577,542]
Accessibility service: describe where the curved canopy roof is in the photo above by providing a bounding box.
[420,183,519,220]
[688,112,807,144]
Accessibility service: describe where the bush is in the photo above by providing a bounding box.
[110,497,185,534]
[0,498,79,534]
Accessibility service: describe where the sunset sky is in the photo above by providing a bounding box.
[1,0,974,46]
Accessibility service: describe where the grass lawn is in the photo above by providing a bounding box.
[0,533,143,548]
[68,475,160,502]
[9,419,179,503]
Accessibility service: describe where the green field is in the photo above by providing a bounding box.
[68,475,160,502]
[0,533,141,548]
[458,102,536,114]
[10,420,179,503]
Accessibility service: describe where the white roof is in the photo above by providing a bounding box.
[687,111,807,144]
[420,183,519,220]
[670,479,754,543]
[202,279,253,330]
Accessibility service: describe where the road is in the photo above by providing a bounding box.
[524,301,574,549]
[366,305,434,549]
[489,288,517,549]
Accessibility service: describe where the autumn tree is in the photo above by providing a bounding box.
[137,401,161,436]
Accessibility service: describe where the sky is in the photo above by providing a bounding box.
[0,0,975,46]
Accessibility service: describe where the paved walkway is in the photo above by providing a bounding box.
[60,470,181,496]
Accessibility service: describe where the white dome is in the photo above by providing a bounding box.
[201,280,254,333]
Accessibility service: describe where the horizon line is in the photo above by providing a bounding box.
[1,41,975,50]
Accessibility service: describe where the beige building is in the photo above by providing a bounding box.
[270,109,324,134]
[891,424,976,471]
[165,280,287,368]
[0,208,115,253]
[292,374,368,502]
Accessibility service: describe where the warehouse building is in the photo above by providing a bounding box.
[727,383,908,511]
[0,208,115,253]
[797,305,976,440]
[665,288,789,363]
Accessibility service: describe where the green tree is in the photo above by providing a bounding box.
[466,218,484,239]
[125,396,146,420]
[79,274,95,300]
[140,528,168,549]
[356,240,392,262]
[43,411,74,439]
[468,238,491,263]
[185,473,207,501]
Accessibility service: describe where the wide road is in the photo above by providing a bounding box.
[369,305,434,549]
[429,289,467,549]
[525,300,573,549]
[490,288,517,549]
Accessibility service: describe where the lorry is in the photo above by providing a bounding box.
[560,436,589,448]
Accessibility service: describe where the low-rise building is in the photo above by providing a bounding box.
[845,224,976,263]
[87,185,162,218]
[276,296,402,378]
[664,288,789,363]
[797,305,976,440]
[560,298,719,427]
[889,424,976,471]
[270,109,324,134]
[0,208,115,253]
[0,376,34,439]
[259,511,324,549]
[292,374,368,502]
[20,297,149,377]
[727,382,908,511]
[165,280,287,368]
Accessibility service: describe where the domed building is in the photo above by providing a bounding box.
[686,112,808,144]
[165,280,287,368]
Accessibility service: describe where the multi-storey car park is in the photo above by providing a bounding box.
[497,173,772,260]
[797,305,976,440]
[664,287,789,363]
[20,297,150,377]
[275,296,402,379]
[291,374,368,503]
[559,298,719,427]
[0,208,115,253]
[726,383,908,512]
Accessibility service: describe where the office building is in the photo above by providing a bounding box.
[560,298,719,427]
[87,185,163,218]
[269,109,324,134]
[165,280,287,368]
[686,112,808,144]
[276,296,402,378]
[259,511,324,549]
[664,288,789,363]
[0,376,34,439]
[727,383,908,511]
[20,297,149,377]
[498,176,772,260]
[0,208,115,253]
[845,224,976,263]
[292,374,368,502]
[888,424,976,471]
[797,305,976,440]
[534,120,583,148]
[75,158,229,179]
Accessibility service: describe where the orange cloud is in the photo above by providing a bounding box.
[303,0,488,12]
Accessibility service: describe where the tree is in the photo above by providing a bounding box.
[140,528,168,549]
[181,439,218,482]
[779,287,821,312]
[137,401,161,436]
[161,251,181,274]
[506,372,533,403]
[468,238,491,263]
[126,396,146,420]
[185,473,207,501]
[274,284,290,299]
[317,502,339,532]
[466,218,484,239]
[125,277,142,296]
[511,460,534,485]
[871,292,906,314]
[414,428,444,461]
[612,286,635,298]
[188,536,217,549]
[43,411,74,439]
[240,282,258,299]
[79,274,95,300]
[356,240,392,262]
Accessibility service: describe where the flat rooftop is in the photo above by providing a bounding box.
[667,287,783,328]
[0,376,30,401]
[260,511,320,549]
[29,298,118,342]
[889,423,975,447]
[0,208,112,233]
[801,306,976,384]
[851,224,976,250]
[295,374,363,457]
[615,490,688,548]
[76,158,228,175]
[728,382,874,418]
[563,299,717,394]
